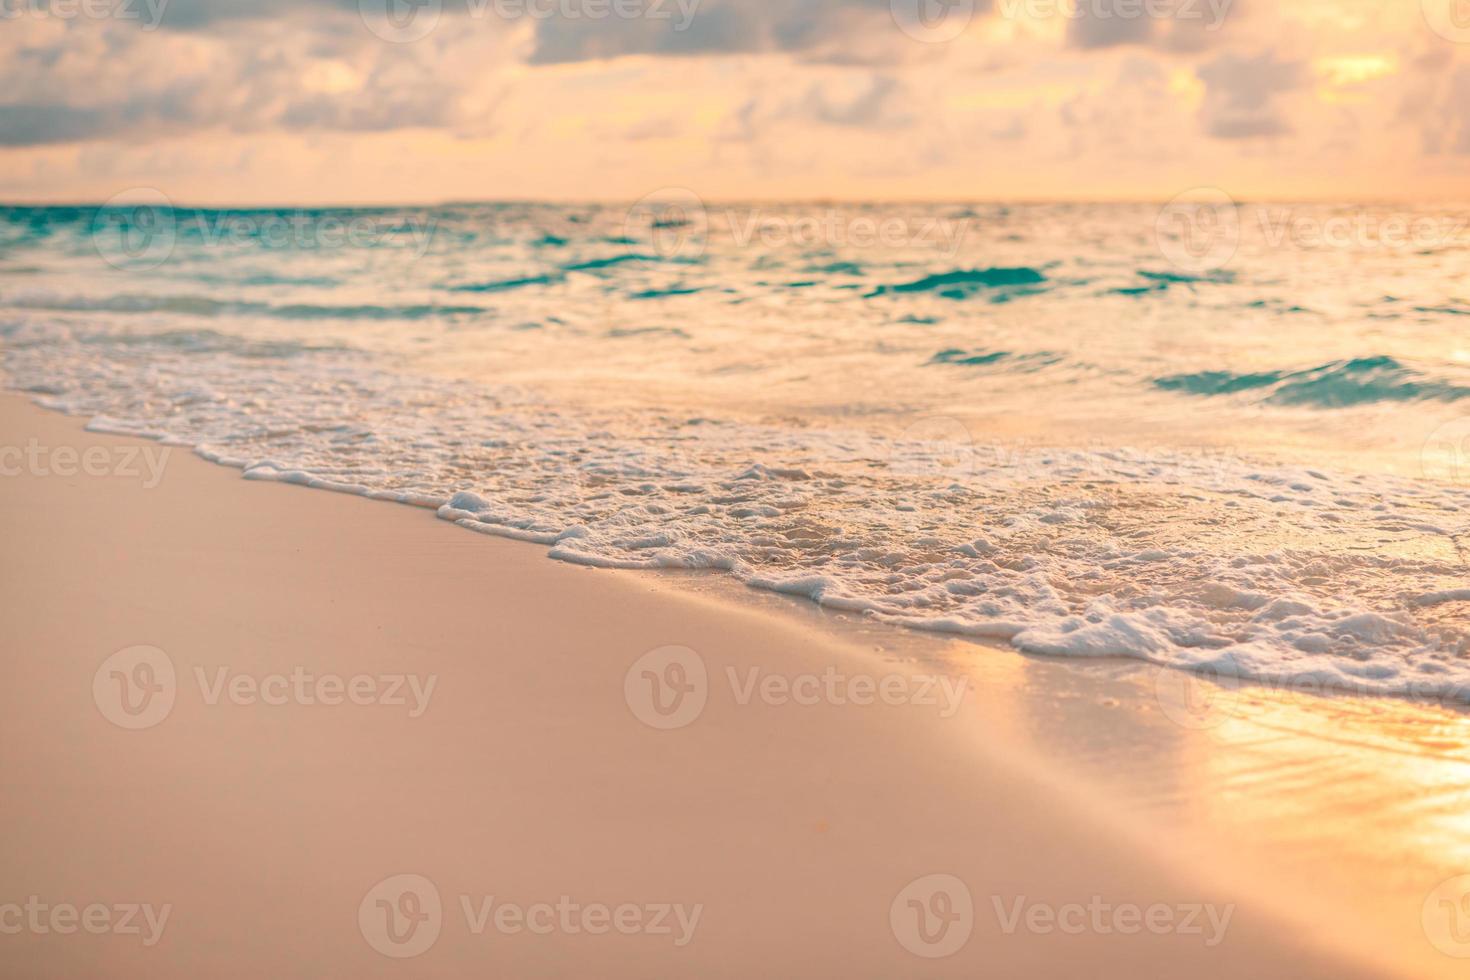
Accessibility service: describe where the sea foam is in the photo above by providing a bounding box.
[6,316,1470,704]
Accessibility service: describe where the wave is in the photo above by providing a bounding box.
[606,326,691,339]
[0,292,491,321]
[865,266,1048,300]
[929,349,1063,370]
[2,323,346,360]
[1108,269,1237,297]
[10,321,1470,706]
[182,273,343,289]
[1154,356,1470,408]
[804,261,865,276]
[562,254,663,272]
[1136,269,1235,285]
[447,274,561,293]
[629,285,704,300]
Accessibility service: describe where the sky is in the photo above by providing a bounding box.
[1,0,1468,203]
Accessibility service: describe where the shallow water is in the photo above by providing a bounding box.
[2,201,1468,699]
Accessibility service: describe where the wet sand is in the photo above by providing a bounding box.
[0,394,1463,978]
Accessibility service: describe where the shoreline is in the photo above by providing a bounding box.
[2,392,1467,977]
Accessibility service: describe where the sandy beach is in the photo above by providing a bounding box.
[7,0,1470,975]
[3,393,1468,978]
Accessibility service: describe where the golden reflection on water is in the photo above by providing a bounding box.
[675,573,1470,976]
[945,640,1470,979]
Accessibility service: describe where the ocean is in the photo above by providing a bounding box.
[2,198,1468,699]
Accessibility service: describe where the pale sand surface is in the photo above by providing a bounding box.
[1,394,1467,978]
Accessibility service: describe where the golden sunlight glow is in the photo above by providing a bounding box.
[1316,54,1400,87]
[1315,53,1400,105]
[0,0,1465,202]
[1167,69,1205,107]
[300,60,364,96]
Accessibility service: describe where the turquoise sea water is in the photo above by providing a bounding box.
[2,200,1468,698]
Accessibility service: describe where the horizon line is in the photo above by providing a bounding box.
[5,196,1470,209]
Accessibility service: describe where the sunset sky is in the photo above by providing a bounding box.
[2,0,1468,203]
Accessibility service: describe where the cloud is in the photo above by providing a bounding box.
[1417,64,1470,156]
[1063,0,1238,52]
[0,104,115,146]
[707,69,915,146]
[1196,49,1303,139]
[1450,69,1470,155]
[151,0,316,30]
[1065,7,1155,48]
[0,0,1463,204]
[1396,46,1470,157]
[0,15,506,147]
[802,74,913,127]
[526,0,932,65]
[146,0,990,65]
